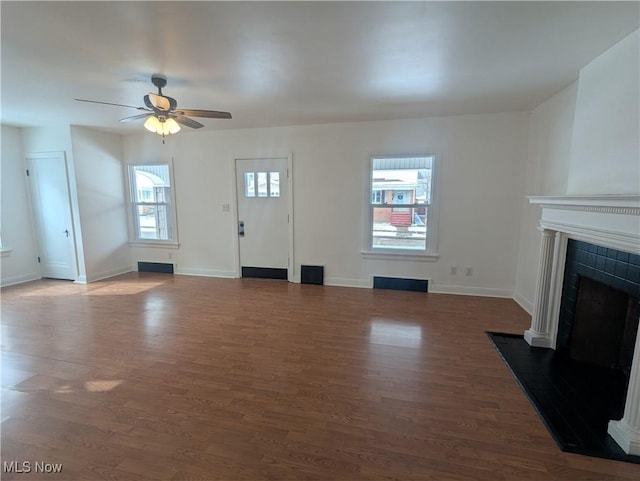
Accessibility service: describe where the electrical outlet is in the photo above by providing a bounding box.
[465,267,473,276]
[168,252,173,260]
[222,203,230,212]
[450,266,457,276]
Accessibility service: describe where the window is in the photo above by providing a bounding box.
[128,164,176,243]
[372,189,384,204]
[244,173,255,197]
[244,171,280,198]
[366,155,436,255]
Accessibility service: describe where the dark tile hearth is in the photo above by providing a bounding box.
[488,332,640,464]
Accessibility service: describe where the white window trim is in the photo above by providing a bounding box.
[125,160,179,247]
[0,234,8,256]
[362,154,439,259]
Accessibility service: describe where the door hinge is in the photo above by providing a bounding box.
[26,169,30,177]
[37,256,41,263]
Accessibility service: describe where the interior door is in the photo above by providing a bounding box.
[235,158,289,280]
[27,152,77,280]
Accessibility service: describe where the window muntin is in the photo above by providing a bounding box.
[129,164,175,242]
[369,155,434,252]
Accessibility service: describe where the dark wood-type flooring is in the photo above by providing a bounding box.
[2,273,639,480]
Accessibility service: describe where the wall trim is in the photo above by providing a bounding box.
[176,267,236,279]
[429,283,514,298]
[324,277,370,289]
[0,272,40,288]
[86,264,136,283]
[513,291,534,315]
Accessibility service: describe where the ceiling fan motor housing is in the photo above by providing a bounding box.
[151,74,167,92]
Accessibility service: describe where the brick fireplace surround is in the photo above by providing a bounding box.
[524,195,640,456]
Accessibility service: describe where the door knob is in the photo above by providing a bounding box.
[64,229,70,237]
[238,221,245,237]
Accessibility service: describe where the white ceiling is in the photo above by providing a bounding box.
[1,1,638,134]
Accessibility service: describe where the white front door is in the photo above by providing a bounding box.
[235,158,289,279]
[27,152,77,280]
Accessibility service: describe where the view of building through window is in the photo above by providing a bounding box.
[130,164,173,241]
[244,171,280,198]
[370,156,433,251]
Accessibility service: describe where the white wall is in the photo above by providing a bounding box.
[0,125,40,286]
[514,29,640,313]
[513,83,577,312]
[70,126,131,281]
[124,112,529,296]
[568,30,640,194]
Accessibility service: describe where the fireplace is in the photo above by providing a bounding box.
[525,195,640,456]
[559,241,640,373]
[569,277,638,371]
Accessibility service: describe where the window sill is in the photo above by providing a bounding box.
[0,248,13,257]
[361,250,439,262]
[129,241,180,249]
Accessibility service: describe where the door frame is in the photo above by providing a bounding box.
[231,153,294,282]
[24,151,80,281]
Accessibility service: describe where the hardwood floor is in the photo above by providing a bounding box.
[1,273,638,480]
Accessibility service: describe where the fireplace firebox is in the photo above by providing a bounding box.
[557,240,640,380]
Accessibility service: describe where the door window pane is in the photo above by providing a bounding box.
[244,172,255,197]
[257,172,268,197]
[269,172,280,197]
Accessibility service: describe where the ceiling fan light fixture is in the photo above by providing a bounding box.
[164,117,181,134]
[143,115,181,136]
[143,115,162,133]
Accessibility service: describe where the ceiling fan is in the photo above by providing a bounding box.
[75,74,231,142]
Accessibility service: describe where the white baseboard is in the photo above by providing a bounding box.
[324,277,370,289]
[83,264,136,283]
[176,267,237,279]
[1,272,40,288]
[513,292,533,315]
[429,283,513,298]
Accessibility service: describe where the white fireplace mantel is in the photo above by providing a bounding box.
[528,195,640,255]
[525,194,640,456]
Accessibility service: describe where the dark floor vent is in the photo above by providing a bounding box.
[138,262,174,274]
[373,276,428,293]
[241,267,288,280]
[301,265,324,285]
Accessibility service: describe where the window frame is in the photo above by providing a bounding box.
[362,154,439,261]
[126,161,179,247]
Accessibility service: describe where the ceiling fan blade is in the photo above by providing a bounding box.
[119,113,151,123]
[173,115,204,129]
[175,109,232,119]
[75,98,147,110]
